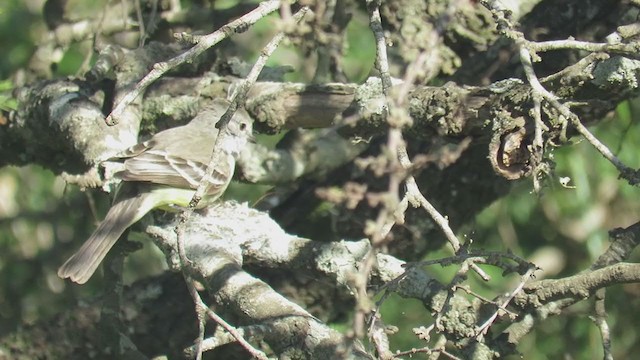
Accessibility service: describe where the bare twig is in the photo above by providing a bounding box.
[518,263,640,307]
[185,279,206,360]
[392,334,461,359]
[410,250,534,271]
[185,324,269,357]
[518,46,548,192]
[517,45,637,183]
[367,0,392,93]
[350,0,397,341]
[184,278,268,359]
[369,314,394,360]
[483,0,640,186]
[175,4,309,276]
[592,289,613,360]
[106,0,283,125]
[475,266,537,337]
[529,39,640,58]
[398,143,491,281]
[171,8,308,359]
[190,5,310,208]
[362,0,492,345]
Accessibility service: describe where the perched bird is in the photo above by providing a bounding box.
[58,99,253,284]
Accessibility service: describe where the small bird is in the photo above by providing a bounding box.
[58,99,253,284]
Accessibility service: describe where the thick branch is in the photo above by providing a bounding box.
[514,263,640,308]
[147,202,374,359]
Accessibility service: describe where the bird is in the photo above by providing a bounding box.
[58,99,253,284]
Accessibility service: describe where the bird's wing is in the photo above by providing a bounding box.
[114,99,239,193]
[119,150,232,194]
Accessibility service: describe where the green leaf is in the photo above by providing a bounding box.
[0,79,14,91]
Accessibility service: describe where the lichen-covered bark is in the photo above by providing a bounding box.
[2,0,640,358]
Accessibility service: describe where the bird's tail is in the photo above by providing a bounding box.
[57,190,155,284]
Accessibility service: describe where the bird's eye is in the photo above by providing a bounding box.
[239,123,247,131]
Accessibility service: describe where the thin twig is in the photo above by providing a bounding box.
[410,250,534,270]
[172,8,308,359]
[76,0,111,76]
[475,266,537,337]
[106,0,283,125]
[454,285,518,318]
[134,0,146,48]
[217,5,308,130]
[393,47,490,280]
[190,5,310,207]
[351,0,397,341]
[185,324,269,356]
[592,289,613,360]
[483,0,640,186]
[518,46,548,192]
[184,278,268,359]
[185,279,206,360]
[367,0,392,93]
[398,143,491,281]
[529,39,640,58]
[523,43,639,185]
[175,4,309,274]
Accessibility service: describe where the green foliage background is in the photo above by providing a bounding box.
[1,1,640,359]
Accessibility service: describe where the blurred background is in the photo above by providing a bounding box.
[1,1,640,359]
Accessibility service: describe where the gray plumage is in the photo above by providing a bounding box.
[58,100,253,284]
